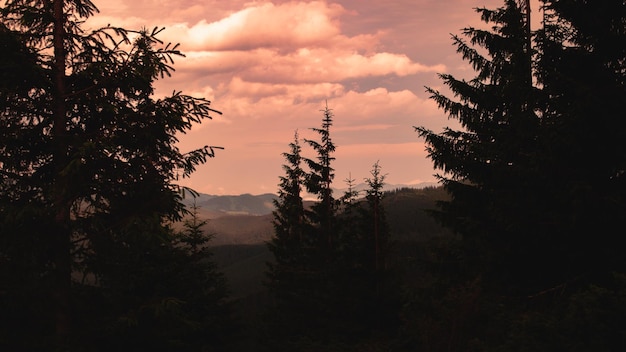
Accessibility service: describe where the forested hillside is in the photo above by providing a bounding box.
[205,186,451,292]
[183,193,277,216]
[181,186,448,246]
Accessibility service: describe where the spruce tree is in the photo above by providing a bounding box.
[339,162,398,346]
[415,0,542,294]
[267,131,309,308]
[302,104,343,343]
[363,161,388,274]
[266,106,345,349]
[411,0,626,350]
[268,130,307,274]
[304,103,338,251]
[0,1,227,349]
[535,0,626,278]
[337,174,361,266]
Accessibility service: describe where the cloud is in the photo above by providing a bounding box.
[160,1,344,51]
[337,142,429,158]
[225,77,345,101]
[334,124,395,132]
[88,0,447,102]
[172,48,444,87]
[155,1,445,88]
[88,0,502,194]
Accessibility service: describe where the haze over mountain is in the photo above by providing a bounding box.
[181,181,438,217]
[178,182,444,249]
[185,185,451,311]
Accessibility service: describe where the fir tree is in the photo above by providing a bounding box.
[267,131,309,303]
[415,0,541,294]
[266,105,345,349]
[304,103,338,251]
[410,0,626,350]
[363,161,388,274]
[0,1,228,349]
[269,130,307,269]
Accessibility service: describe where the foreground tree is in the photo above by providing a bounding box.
[416,0,541,294]
[535,0,626,281]
[412,0,626,350]
[0,0,228,349]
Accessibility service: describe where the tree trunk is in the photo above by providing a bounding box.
[51,0,72,346]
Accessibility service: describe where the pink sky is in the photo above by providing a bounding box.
[88,0,539,195]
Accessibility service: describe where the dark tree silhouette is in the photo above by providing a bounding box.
[304,103,338,251]
[266,131,312,338]
[0,1,230,349]
[266,109,400,350]
[415,0,542,295]
[410,0,626,350]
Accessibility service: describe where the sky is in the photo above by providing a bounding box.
[86,0,539,196]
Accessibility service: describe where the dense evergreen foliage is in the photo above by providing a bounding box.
[266,109,401,350]
[0,0,233,350]
[413,0,626,350]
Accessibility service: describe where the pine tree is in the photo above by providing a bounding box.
[535,0,626,278]
[0,1,225,349]
[267,131,308,302]
[266,106,346,349]
[304,103,338,251]
[363,161,388,274]
[410,0,626,350]
[415,0,542,294]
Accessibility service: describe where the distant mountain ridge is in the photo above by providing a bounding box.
[333,181,438,196]
[182,182,439,216]
[182,193,276,216]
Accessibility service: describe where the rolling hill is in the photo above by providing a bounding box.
[178,186,451,347]
[180,184,449,247]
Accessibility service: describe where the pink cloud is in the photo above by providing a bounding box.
[88,0,533,195]
[174,48,444,85]
[161,1,344,51]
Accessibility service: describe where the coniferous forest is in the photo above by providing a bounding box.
[1,0,625,351]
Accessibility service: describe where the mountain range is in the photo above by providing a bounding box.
[181,181,438,217]
[177,183,450,305]
[177,182,444,248]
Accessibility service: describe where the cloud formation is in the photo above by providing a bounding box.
[165,2,344,51]
[89,0,517,195]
